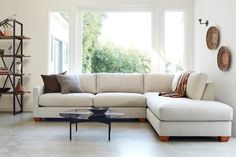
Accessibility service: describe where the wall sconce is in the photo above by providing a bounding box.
[198,19,209,26]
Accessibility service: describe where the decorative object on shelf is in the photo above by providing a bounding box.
[15,78,25,93]
[198,18,209,26]
[0,16,14,27]
[206,26,220,50]
[0,87,10,93]
[8,45,12,54]
[4,27,12,36]
[0,14,16,36]
[0,49,4,55]
[0,66,10,74]
[217,46,231,71]
[15,61,22,74]
[0,30,4,36]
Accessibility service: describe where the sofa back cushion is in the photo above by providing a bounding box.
[79,74,96,93]
[201,82,214,101]
[186,72,207,100]
[144,74,174,92]
[97,73,144,93]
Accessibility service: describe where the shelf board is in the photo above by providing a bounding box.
[0,55,31,58]
[0,91,31,95]
[0,73,30,76]
[15,91,31,94]
[0,35,31,40]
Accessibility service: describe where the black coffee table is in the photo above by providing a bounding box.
[60,109,123,141]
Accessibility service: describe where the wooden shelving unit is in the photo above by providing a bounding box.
[0,20,30,115]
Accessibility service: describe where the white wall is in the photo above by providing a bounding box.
[0,0,193,111]
[194,0,236,136]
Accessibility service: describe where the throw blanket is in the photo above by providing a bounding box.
[159,71,193,98]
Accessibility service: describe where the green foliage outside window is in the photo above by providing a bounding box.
[91,43,150,73]
[82,12,151,73]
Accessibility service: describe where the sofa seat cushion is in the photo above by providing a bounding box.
[39,93,94,107]
[93,93,146,107]
[145,92,233,121]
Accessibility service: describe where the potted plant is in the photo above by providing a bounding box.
[0,14,16,36]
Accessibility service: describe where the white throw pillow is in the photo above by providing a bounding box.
[171,73,181,92]
[186,72,207,100]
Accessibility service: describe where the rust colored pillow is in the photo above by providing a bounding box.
[41,71,67,93]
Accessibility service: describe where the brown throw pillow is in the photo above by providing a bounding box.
[56,75,84,94]
[41,71,67,93]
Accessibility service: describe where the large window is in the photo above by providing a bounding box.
[82,11,152,73]
[164,11,185,73]
[48,9,187,74]
[49,12,69,73]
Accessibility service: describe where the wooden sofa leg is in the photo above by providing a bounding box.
[218,136,230,142]
[139,118,146,122]
[159,136,170,142]
[34,118,42,122]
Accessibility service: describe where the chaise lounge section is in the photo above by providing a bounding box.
[146,93,233,142]
[33,73,233,142]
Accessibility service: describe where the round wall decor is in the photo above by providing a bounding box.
[206,26,220,50]
[217,46,231,71]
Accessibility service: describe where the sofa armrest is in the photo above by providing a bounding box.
[33,85,44,116]
[201,82,214,101]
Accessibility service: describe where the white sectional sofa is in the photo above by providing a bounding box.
[33,73,233,142]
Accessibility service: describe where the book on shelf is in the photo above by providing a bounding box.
[0,67,10,74]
